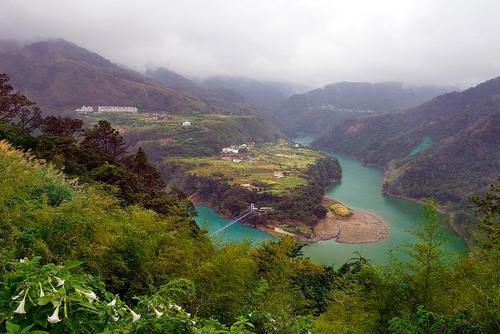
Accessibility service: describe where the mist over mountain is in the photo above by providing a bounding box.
[0,39,208,115]
[313,77,500,224]
[146,68,282,124]
[274,82,456,136]
[200,76,305,109]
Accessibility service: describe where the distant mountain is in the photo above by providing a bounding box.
[146,69,282,124]
[274,82,455,136]
[145,67,204,96]
[0,39,208,115]
[313,77,500,219]
[200,76,293,109]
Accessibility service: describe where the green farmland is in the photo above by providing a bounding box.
[166,140,326,194]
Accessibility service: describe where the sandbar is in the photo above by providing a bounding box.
[257,206,388,244]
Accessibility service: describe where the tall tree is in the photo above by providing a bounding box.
[42,116,83,138]
[123,146,166,193]
[81,120,128,162]
[0,73,16,124]
[0,73,42,133]
[390,199,452,311]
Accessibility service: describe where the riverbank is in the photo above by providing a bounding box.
[253,202,389,244]
[191,192,389,244]
[315,144,471,248]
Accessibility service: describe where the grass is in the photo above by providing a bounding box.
[329,203,353,217]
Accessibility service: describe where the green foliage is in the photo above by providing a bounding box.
[4,75,500,333]
[0,256,131,333]
[471,176,500,251]
[389,305,481,334]
[389,200,453,311]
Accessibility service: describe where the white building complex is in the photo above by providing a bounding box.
[97,106,138,114]
[75,106,138,114]
[75,106,94,113]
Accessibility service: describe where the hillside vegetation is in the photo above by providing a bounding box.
[146,68,282,126]
[2,140,500,333]
[313,77,500,237]
[79,113,281,164]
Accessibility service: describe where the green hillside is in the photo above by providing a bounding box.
[313,77,500,236]
[79,113,281,164]
[0,39,208,114]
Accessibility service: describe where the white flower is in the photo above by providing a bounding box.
[12,290,23,301]
[153,307,163,318]
[248,312,253,317]
[39,284,45,298]
[107,299,116,307]
[54,276,65,287]
[192,320,197,326]
[19,258,25,263]
[38,284,49,306]
[85,291,98,303]
[169,303,182,311]
[51,300,61,308]
[14,293,27,314]
[75,288,98,303]
[112,315,120,322]
[47,305,61,323]
[186,312,191,317]
[130,309,141,322]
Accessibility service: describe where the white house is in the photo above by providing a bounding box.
[182,121,191,126]
[221,147,238,154]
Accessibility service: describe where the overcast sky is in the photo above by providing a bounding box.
[2,0,500,89]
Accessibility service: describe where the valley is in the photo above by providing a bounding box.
[1,36,499,333]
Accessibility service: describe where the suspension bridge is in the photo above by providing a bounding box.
[211,203,255,235]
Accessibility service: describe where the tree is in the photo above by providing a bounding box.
[42,116,83,138]
[390,199,452,311]
[0,73,42,134]
[123,146,166,193]
[82,120,127,160]
[471,176,500,252]
[0,73,16,124]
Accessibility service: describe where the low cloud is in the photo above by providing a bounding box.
[1,0,500,88]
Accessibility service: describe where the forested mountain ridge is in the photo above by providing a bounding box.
[274,81,455,136]
[146,68,283,125]
[0,39,208,114]
[313,77,500,235]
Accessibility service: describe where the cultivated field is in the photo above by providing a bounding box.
[167,140,326,194]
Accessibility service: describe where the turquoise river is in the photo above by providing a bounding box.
[194,137,468,266]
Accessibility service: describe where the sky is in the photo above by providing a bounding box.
[2,0,500,89]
